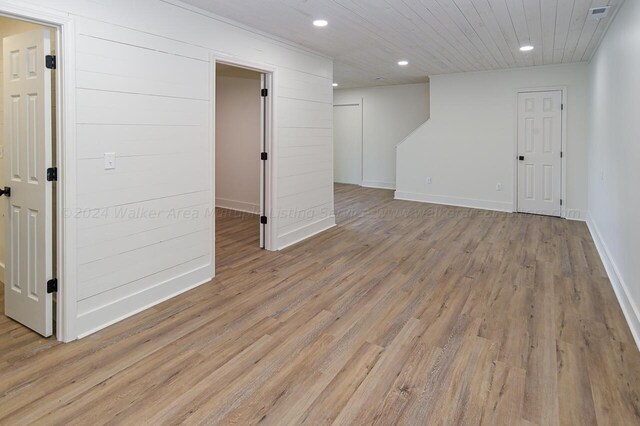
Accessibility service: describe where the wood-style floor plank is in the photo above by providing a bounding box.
[1,185,639,425]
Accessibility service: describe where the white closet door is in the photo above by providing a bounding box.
[517,91,562,217]
[333,103,362,185]
[3,29,54,336]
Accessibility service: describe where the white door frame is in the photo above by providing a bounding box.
[513,86,568,218]
[333,99,363,185]
[210,54,277,254]
[0,0,77,342]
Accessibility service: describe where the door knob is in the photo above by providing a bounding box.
[0,187,11,197]
[518,156,525,161]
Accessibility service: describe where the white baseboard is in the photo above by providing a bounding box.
[587,215,640,350]
[394,191,513,213]
[565,209,587,221]
[277,215,336,250]
[216,197,259,214]
[76,264,213,339]
[361,180,396,190]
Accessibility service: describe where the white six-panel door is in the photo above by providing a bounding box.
[333,103,362,185]
[3,29,54,336]
[517,91,562,217]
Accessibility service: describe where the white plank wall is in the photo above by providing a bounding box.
[10,0,334,338]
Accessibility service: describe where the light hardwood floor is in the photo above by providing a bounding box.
[1,184,639,425]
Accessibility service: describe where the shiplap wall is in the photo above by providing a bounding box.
[12,0,334,338]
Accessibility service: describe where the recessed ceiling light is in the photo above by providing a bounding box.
[398,60,409,66]
[520,45,534,52]
[332,83,338,87]
[313,19,328,27]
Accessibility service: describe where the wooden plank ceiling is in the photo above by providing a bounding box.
[182,0,622,88]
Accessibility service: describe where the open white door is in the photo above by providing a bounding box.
[517,91,563,217]
[3,29,54,336]
[259,74,267,249]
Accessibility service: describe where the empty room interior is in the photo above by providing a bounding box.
[0,0,639,424]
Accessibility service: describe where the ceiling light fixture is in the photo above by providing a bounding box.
[398,60,409,66]
[332,83,338,87]
[313,19,328,27]
[520,45,534,52]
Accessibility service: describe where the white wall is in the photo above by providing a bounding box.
[0,17,44,283]
[334,83,429,189]
[215,65,261,213]
[3,0,334,339]
[587,0,640,345]
[396,64,588,217]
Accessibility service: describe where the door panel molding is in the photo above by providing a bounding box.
[3,28,53,336]
[513,87,567,218]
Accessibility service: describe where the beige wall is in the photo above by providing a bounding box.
[0,17,45,282]
[215,64,262,213]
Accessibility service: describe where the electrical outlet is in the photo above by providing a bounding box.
[426,177,432,184]
[496,183,503,191]
[104,152,116,170]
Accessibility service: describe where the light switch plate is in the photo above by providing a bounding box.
[0,145,4,159]
[104,152,116,170]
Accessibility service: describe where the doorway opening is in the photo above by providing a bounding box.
[214,61,271,256]
[333,101,363,186]
[1,15,58,338]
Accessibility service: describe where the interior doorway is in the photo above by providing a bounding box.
[214,62,269,251]
[0,15,58,337]
[333,102,363,185]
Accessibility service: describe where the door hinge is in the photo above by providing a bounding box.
[260,216,268,224]
[560,151,563,158]
[47,167,57,182]
[561,103,564,111]
[560,199,563,206]
[47,278,58,293]
[261,152,268,161]
[45,55,56,70]
[261,88,268,97]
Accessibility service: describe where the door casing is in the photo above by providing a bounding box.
[513,87,568,218]
[0,0,75,342]
[210,54,276,257]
